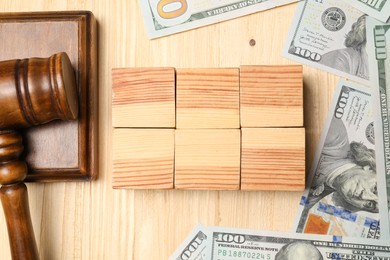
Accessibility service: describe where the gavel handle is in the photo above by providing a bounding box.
[0,52,77,259]
[0,184,39,260]
[0,130,39,260]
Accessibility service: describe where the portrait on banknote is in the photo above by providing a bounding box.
[296,117,380,238]
[206,227,390,259]
[294,81,380,239]
[318,15,368,80]
[282,0,369,84]
[304,118,377,213]
[275,241,323,260]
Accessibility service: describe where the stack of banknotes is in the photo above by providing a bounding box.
[139,0,390,258]
[281,0,390,242]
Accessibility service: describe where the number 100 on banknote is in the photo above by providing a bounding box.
[293,80,381,239]
[282,0,369,84]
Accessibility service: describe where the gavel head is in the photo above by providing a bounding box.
[0,52,78,129]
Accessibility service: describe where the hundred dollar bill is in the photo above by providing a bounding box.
[206,226,390,259]
[341,0,390,23]
[282,0,369,84]
[367,17,390,239]
[139,0,299,39]
[293,80,381,239]
[169,224,208,260]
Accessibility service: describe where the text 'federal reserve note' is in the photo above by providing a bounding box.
[206,226,390,259]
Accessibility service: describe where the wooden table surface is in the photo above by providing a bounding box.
[0,1,341,259]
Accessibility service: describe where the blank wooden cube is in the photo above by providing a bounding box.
[112,67,175,128]
[112,129,174,189]
[241,128,305,191]
[176,68,239,129]
[175,129,240,190]
[240,65,303,127]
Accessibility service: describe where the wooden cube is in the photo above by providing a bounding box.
[112,129,175,189]
[240,65,303,127]
[175,129,240,190]
[176,68,239,129]
[241,128,305,191]
[112,67,175,128]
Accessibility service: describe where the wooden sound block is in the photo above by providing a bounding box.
[112,129,175,189]
[112,67,176,128]
[241,128,305,191]
[175,129,240,190]
[240,65,303,128]
[176,68,240,129]
[0,11,98,181]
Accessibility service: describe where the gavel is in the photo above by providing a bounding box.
[0,52,78,259]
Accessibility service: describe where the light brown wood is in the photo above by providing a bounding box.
[112,66,304,192]
[176,68,240,129]
[241,128,306,191]
[240,65,303,127]
[112,68,176,128]
[112,129,174,189]
[175,129,240,190]
[0,2,339,259]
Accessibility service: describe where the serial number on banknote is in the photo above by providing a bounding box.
[217,250,271,260]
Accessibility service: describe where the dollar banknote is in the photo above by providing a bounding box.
[282,0,369,84]
[367,17,390,239]
[139,0,299,38]
[341,0,390,22]
[169,224,208,260]
[293,80,381,239]
[206,226,390,259]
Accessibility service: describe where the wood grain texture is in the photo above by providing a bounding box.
[0,131,39,259]
[0,51,80,258]
[112,68,175,128]
[112,129,174,189]
[0,11,98,181]
[240,65,303,127]
[241,128,305,191]
[0,1,339,259]
[176,68,239,129]
[175,129,240,190]
[0,53,78,128]
[0,183,39,260]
